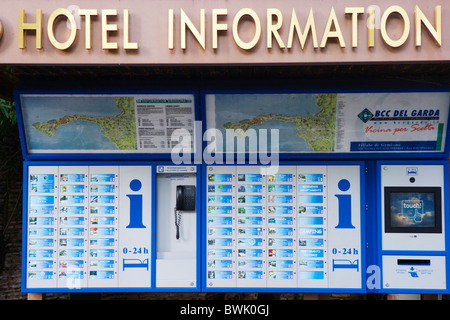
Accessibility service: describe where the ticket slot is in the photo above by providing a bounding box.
[382,255,446,290]
[397,259,431,266]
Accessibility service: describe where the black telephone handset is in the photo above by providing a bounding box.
[175,185,196,239]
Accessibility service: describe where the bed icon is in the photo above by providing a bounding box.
[122,258,149,271]
[332,259,359,272]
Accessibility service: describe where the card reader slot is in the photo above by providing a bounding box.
[397,259,431,266]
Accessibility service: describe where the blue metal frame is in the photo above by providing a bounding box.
[21,160,202,293]
[16,85,450,294]
[21,163,29,293]
[364,160,379,293]
[16,88,450,161]
[371,159,450,294]
[14,89,200,161]
[201,161,366,293]
[200,88,450,161]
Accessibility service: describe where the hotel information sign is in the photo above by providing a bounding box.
[0,1,447,65]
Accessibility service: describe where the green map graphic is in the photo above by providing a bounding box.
[222,93,337,152]
[32,97,137,150]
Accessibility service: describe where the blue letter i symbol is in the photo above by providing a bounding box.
[335,179,355,229]
[126,179,146,229]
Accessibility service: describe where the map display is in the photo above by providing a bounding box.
[20,94,196,154]
[205,92,450,154]
[205,93,336,153]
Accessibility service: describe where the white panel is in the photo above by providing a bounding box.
[156,259,196,288]
[205,165,237,288]
[236,166,268,288]
[26,166,59,289]
[155,165,197,288]
[57,166,89,289]
[382,255,446,290]
[88,166,119,288]
[265,166,297,288]
[297,166,328,289]
[118,165,152,288]
[381,164,446,251]
[326,166,362,289]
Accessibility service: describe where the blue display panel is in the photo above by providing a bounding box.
[203,162,366,293]
[15,91,199,160]
[22,161,201,292]
[24,163,151,291]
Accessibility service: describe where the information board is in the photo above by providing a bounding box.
[204,164,364,291]
[24,164,152,291]
[17,93,197,157]
[204,91,450,156]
